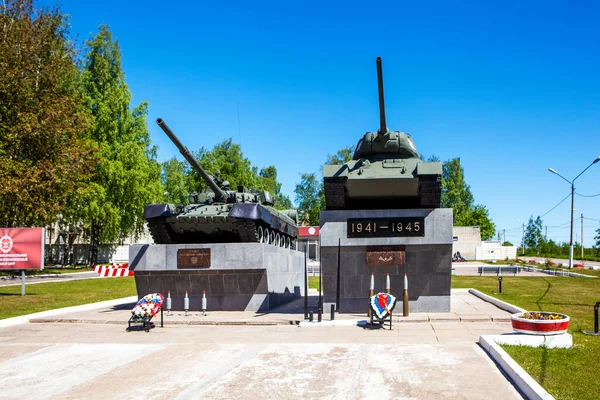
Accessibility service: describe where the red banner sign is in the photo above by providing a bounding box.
[0,228,44,270]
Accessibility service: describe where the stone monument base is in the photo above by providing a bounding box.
[320,208,453,313]
[129,243,305,312]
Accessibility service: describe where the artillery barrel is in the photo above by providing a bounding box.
[156,118,227,202]
[376,56,387,135]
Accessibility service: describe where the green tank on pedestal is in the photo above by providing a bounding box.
[323,57,442,210]
[144,118,298,248]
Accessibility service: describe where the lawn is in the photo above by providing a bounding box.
[453,274,600,400]
[0,277,137,320]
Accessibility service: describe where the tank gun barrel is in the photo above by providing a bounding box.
[156,118,227,202]
[376,57,387,135]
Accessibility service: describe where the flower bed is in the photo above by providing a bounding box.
[511,311,570,335]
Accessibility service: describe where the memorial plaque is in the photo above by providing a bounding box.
[177,248,211,268]
[347,217,425,238]
[366,245,405,265]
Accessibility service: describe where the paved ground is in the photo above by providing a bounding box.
[0,290,523,399]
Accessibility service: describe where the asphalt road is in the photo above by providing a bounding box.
[517,255,600,268]
[0,271,99,287]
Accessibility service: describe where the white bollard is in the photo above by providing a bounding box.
[201,290,207,316]
[184,290,189,316]
[166,290,172,314]
[403,273,409,317]
[385,273,390,294]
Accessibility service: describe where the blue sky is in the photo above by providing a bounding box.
[43,0,600,245]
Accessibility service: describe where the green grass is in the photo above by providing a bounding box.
[308,276,320,289]
[0,277,137,319]
[452,275,600,400]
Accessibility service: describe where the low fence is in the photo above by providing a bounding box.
[45,244,125,266]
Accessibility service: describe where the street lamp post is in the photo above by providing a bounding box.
[548,156,600,268]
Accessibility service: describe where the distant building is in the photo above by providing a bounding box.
[452,226,481,260]
[452,226,517,261]
[297,226,320,260]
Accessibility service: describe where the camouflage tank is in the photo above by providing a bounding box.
[323,57,442,210]
[144,118,298,248]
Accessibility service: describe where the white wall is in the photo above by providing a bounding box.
[452,226,482,260]
[475,243,517,261]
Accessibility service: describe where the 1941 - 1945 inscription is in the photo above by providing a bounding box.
[347,217,425,238]
[177,248,211,268]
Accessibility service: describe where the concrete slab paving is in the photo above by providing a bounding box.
[0,289,525,399]
[0,323,521,400]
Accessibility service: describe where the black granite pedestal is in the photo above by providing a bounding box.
[320,208,453,313]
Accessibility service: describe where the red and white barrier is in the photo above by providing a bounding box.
[94,263,134,277]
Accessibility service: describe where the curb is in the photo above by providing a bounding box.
[28,318,297,326]
[299,320,367,327]
[468,289,526,314]
[0,296,138,328]
[479,335,555,400]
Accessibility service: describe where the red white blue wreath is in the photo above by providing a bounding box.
[131,293,164,322]
[370,292,397,320]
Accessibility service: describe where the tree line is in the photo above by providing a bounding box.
[293,146,497,240]
[1,0,503,265]
[0,0,291,265]
[521,215,600,258]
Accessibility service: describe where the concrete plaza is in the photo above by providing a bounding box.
[0,290,523,399]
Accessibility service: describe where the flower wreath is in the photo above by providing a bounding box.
[131,293,164,322]
[370,292,397,320]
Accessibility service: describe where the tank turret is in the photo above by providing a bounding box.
[144,118,298,247]
[323,57,442,210]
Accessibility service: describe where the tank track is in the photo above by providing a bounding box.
[324,177,346,210]
[146,218,176,244]
[236,219,296,250]
[236,219,260,243]
[419,175,442,208]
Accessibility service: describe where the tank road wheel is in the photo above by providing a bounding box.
[257,225,264,243]
[290,238,297,250]
[275,232,281,247]
[263,228,271,244]
[284,236,291,249]
[269,230,275,245]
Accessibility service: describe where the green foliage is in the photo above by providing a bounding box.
[325,146,355,165]
[259,166,293,209]
[442,158,495,239]
[0,0,94,228]
[524,215,544,253]
[441,158,474,217]
[502,241,514,246]
[162,158,189,204]
[595,227,600,256]
[76,25,163,264]
[189,139,260,192]
[294,173,324,225]
[455,204,496,240]
[164,138,292,209]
